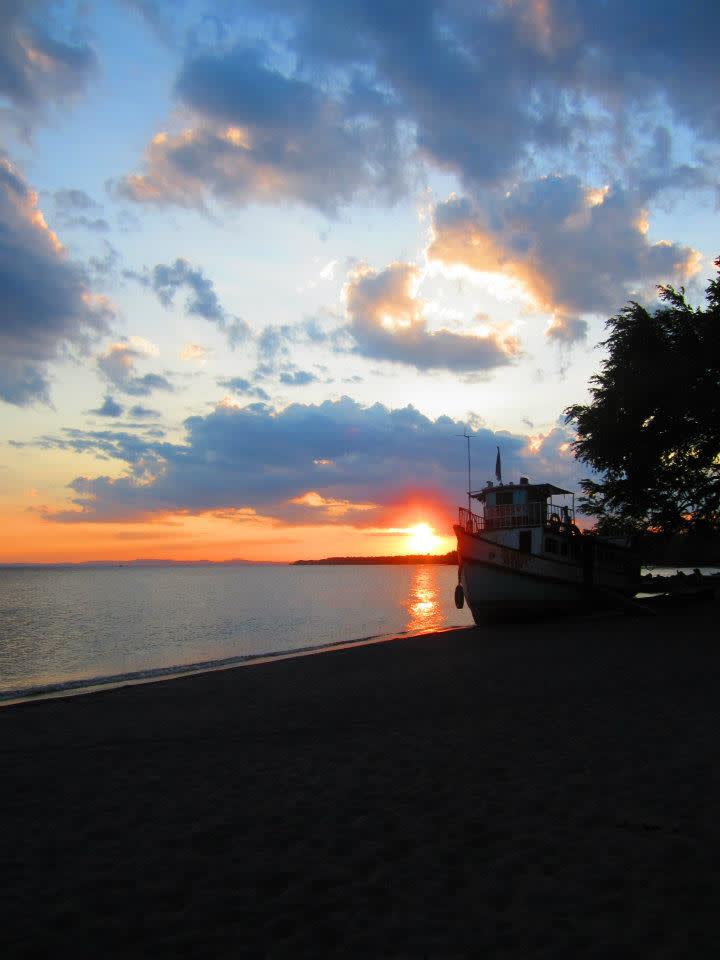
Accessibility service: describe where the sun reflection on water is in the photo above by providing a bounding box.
[405,565,444,634]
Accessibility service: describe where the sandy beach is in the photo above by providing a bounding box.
[2,599,720,957]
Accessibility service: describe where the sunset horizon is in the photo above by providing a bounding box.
[2,1,717,561]
[3,6,720,956]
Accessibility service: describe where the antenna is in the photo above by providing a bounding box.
[456,430,473,515]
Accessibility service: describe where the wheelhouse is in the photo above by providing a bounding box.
[459,476,575,535]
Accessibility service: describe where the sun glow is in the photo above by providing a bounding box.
[405,522,441,554]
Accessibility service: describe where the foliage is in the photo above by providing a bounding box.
[565,258,720,538]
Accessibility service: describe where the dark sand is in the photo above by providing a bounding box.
[2,601,720,957]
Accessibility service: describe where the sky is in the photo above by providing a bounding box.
[1,0,718,563]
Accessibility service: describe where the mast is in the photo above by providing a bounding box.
[457,430,473,515]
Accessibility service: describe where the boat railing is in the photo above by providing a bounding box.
[458,507,484,534]
[460,502,572,532]
[485,502,544,529]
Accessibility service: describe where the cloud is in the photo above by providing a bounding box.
[217,376,270,402]
[0,1,97,132]
[97,342,174,397]
[90,395,124,417]
[249,319,331,378]
[127,257,251,347]
[128,404,161,419]
[343,261,520,371]
[52,187,108,231]
[118,44,403,213]
[279,369,319,386]
[428,180,702,342]
[567,1,720,142]
[88,241,120,280]
[180,342,208,361]
[238,0,720,192]
[0,155,112,406]
[30,397,579,525]
[53,188,97,211]
[257,324,291,364]
[287,490,377,517]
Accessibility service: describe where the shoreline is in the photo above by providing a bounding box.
[0,623,465,709]
[3,598,720,955]
[3,574,717,707]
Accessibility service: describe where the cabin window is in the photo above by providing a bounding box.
[497,491,514,506]
[544,538,558,554]
[560,542,568,557]
[519,531,531,553]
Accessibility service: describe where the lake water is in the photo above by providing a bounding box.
[0,564,473,703]
[3,562,717,705]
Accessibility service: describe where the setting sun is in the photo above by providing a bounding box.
[405,522,441,554]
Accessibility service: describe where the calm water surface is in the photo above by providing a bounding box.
[0,564,473,702]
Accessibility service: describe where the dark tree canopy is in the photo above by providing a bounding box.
[565,257,720,539]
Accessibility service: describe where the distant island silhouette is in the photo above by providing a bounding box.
[294,551,458,566]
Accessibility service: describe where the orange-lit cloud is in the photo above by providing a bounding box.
[0,156,112,406]
[428,182,702,343]
[116,45,403,215]
[180,342,208,362]
[288,491,377,517]
[13,397,581,548]
[342,261,520,371]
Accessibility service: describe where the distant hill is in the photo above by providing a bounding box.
[294,551,458,566]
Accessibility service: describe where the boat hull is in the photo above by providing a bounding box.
[455,525,634,623]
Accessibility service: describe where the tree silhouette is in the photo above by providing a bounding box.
[565,258,720,538]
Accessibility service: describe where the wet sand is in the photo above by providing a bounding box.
[2,601,720,957]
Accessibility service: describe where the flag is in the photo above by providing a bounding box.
[495,446,502,484]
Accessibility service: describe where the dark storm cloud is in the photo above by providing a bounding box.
[0,155,112,406]
[0,0,97,131]
[343,261,519,371]
[428,177,700,342]
[126,258,251,348]
[31,397,579,524]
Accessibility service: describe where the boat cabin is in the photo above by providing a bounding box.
[472,477,574,531]
[455,471,637,591]
[458,476,577,556]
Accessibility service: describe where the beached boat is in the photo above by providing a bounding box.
[454,470,639,623]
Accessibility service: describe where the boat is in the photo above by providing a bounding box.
[453,467,639,623]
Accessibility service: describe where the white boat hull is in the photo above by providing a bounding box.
[455,525,635,623]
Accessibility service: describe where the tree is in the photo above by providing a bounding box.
[565,258,720,539]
